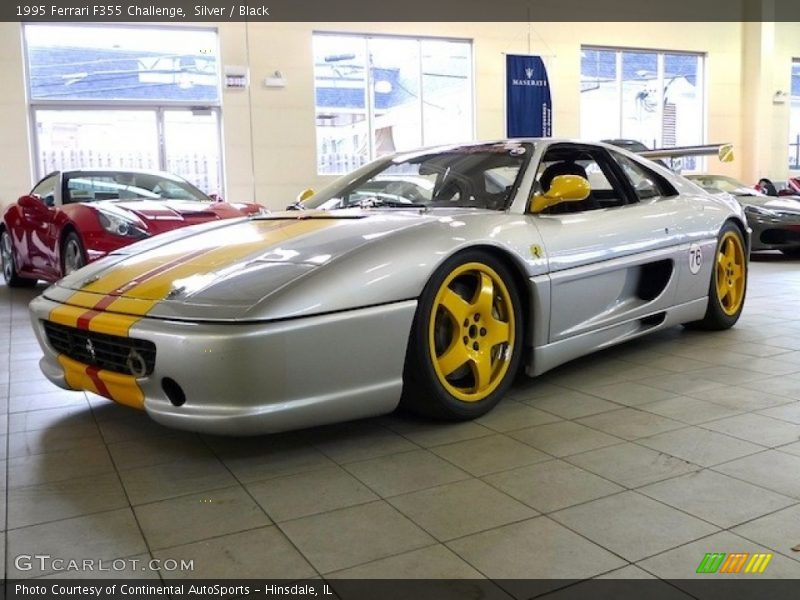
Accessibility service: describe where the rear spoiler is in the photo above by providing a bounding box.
[640,143,734,163]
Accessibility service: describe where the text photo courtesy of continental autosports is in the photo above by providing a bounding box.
[1,0,800,597]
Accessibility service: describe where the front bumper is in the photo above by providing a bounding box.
[30,296,417,435]
[745,214,800,251]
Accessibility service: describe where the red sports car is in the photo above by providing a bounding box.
[755,177,800,197]
[1,169,266,287]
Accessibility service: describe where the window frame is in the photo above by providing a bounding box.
[23,23,223,107]
[530,142,641,214]
[312,31,476,175]
[31,172,59,207]
[608,149,678,201]
[789,58,800,171]
[580,45,707,161]
[22,24,226,193]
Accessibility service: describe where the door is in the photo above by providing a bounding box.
[531,143,685,342]
[162,109,223,196]
[33,108,223,195]
[22,173,60,278]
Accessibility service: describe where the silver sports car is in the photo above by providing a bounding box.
[29,140,749,435]
[686,174,800,257]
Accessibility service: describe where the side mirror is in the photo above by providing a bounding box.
[297,188,314,203]
[530,175,591,214]
[18,194,49,213]
[208,193,225,203]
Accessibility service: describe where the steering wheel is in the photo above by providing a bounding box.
[433,179,470,204]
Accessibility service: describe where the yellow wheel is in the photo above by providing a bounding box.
[685,222,748,330]
[402,251,523,419]
[715,231,746,316]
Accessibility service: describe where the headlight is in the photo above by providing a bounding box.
[97,211,148,239]
[743,205,778,218]
[257,205,270,216]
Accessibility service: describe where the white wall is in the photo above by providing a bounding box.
[225,21,751,207]
[1,20,799,210]
[0,22,32,210]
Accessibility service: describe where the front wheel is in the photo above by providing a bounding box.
[685,222,747,330]
[401,250,524,420]
[61,231,87,276]
[1,229,36,287]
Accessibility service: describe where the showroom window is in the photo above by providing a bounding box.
[789,60,800,169]
[580,47,705,170]
[313,33,474,175]
[24,25,224,194]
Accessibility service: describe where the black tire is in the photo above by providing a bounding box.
[60,231,87,276]
[780,247,800,259]
[1,229,36,287]
[684,221,747,331]
[401,250,524,420]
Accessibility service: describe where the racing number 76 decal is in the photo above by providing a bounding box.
[689,243,703,275]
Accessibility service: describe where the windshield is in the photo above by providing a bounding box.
[686,175,762,196]
[64,172,211,204]
[302,142,532,211]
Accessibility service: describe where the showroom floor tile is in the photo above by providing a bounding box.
[2,257,800,580]
[386,478,537,541]
[6,508,148,578]
[731,504,800,561]
[133,485,272,550]
[328,544,484,578]
[279,501,434,574]
[637,470,796,528]
[446,517,626,592]
[246,465,378,522]
[550,491,719,562]
[154,526,316,580]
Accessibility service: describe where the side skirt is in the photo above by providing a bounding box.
[525,297,708,377]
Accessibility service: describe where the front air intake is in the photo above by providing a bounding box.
[43,321,156,377]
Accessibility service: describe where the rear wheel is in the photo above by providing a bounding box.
[61,231,86,276]
[685,222,747,330]
[401,250,523,420]
[1,229,36,287]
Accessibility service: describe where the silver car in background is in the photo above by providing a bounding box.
[686,174,800,258]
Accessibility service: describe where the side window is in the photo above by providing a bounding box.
[484,166,518,194]
[340,165,438,208]
[583,161,613,194]
[612,153,674,201]
[31,174,57,207]
[534,147,627,213]
[65,176,119,203]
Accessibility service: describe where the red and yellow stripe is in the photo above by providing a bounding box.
[46,218,336,407]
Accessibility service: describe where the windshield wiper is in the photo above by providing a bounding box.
[352,198,426,209]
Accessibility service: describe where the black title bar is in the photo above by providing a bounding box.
[6,579,800,600]
[3,0,800,22]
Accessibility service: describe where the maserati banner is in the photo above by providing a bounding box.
[505,54,552,138]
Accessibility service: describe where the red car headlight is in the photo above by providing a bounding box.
[97,210,149,239]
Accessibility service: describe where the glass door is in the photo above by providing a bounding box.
[33,107,224,195]
[34,109,159,175]
[163,108,223,195]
